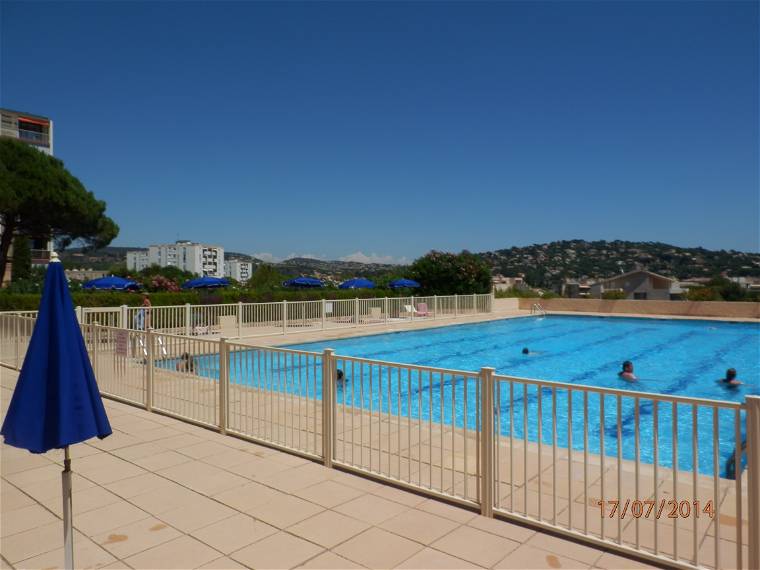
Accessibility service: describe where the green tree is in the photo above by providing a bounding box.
[0,138,119,282]
[10,234,31,281]
[601,290,627,300]
[686,287,721,301]
[247,264,285,290]
[410,250,492,295]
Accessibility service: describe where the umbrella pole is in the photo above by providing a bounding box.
[62,445,74,570]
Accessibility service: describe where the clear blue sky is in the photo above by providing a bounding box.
[2,1,758,262]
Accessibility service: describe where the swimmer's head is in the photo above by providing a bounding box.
[522,347,529,355]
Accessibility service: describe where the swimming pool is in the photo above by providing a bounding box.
[285,315,759,476]
[165,315,758,475]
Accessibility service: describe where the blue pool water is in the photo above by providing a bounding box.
[286,316,759,476]
[167,316,759,476]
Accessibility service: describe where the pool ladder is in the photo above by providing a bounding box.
[530,303,547,316]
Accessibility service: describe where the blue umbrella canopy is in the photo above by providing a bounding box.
[82,275,139,291]
[283,276,324,288]
[339,278,375,289]
[182,276,230,289]
[389,278,421,289]
[1,258,112,453]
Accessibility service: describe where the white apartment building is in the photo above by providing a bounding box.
[126,250,149,272]
[224,259,253,282]
[126,241,224,277]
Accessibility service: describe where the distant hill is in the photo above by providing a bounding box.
[479,239,760,287]
[58,248,399,278]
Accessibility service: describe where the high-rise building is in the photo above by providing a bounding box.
[224,259,253,282]
[126,250,150,272]
[127,241,224,277]
[1,108,54,155]
[1,108,55,284]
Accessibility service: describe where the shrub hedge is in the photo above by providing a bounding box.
[0,288,407,311]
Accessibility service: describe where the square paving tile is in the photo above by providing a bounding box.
[159,497,237,532]
[247,494,324,528]
[14,534,116,570]
[293,479,365,508]
[431,525,519,567]
[158,461,248,496]
[92,517,182,559]
[296,551,365,569]
[213,481,282,512]
[74,501,151,537]
[288,510,369,549]
[124,534,221,569]
[395,547,482,569]
[1,503,57,538]
[191,513,277,555]
[493,544,593,569]
[380,508,460,544]
[334,527,424,569]
[526,532,605,566]
[230,531,324,569]
[334,494,409,525]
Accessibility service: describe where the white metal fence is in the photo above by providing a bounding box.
[2,293,493,339]
[1,315,757,570]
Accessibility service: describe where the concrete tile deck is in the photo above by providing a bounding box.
[0,365,699,570]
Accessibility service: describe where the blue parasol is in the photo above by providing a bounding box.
[82,275,139,291]
[339,278,375,289]
[182,276,230,289]
[389,278,421,289]
[1,253,111,569]
[283,276,324,288]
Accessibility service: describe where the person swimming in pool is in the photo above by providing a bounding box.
[719,368,742,387]
[618,361,637,381]
[336,369,346,384]
[521,347,543,356]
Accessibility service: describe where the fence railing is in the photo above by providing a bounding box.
[0,293,494,340]
[1,316,757,570]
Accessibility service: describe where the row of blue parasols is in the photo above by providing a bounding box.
[83,275,420,290]
[283,277,420,288]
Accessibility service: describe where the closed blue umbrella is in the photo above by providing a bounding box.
[339,278,375,289]
[82,275,139,291]
[182,276,230,289]
[1,253,112,569]
[283,276,324,288]
[389,278,421,289]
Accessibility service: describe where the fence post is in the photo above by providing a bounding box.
[120,305,128,329]
[747,395,760,570]
[93,322,101,380]
[237,302,243,338]
[454,295,459,317]
[185,303,191,336]
[321,299,326,329]
[14,315,20,370]
[490,291,495,312]
[384,297,388,324]
[321,349,335,468]
[219,338,229,434]
[75,306,83,324]
[479,367,495,517]
[354,298,359,327]
[434,295,438,319]
[472,293,476,313]
[145,328,154,411]
[282,300,288,335]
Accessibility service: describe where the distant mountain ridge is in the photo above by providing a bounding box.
[60,240,760,284]
[478,239,760,287]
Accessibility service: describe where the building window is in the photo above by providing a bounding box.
[633,292,647,300]
[18,120,46,143]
